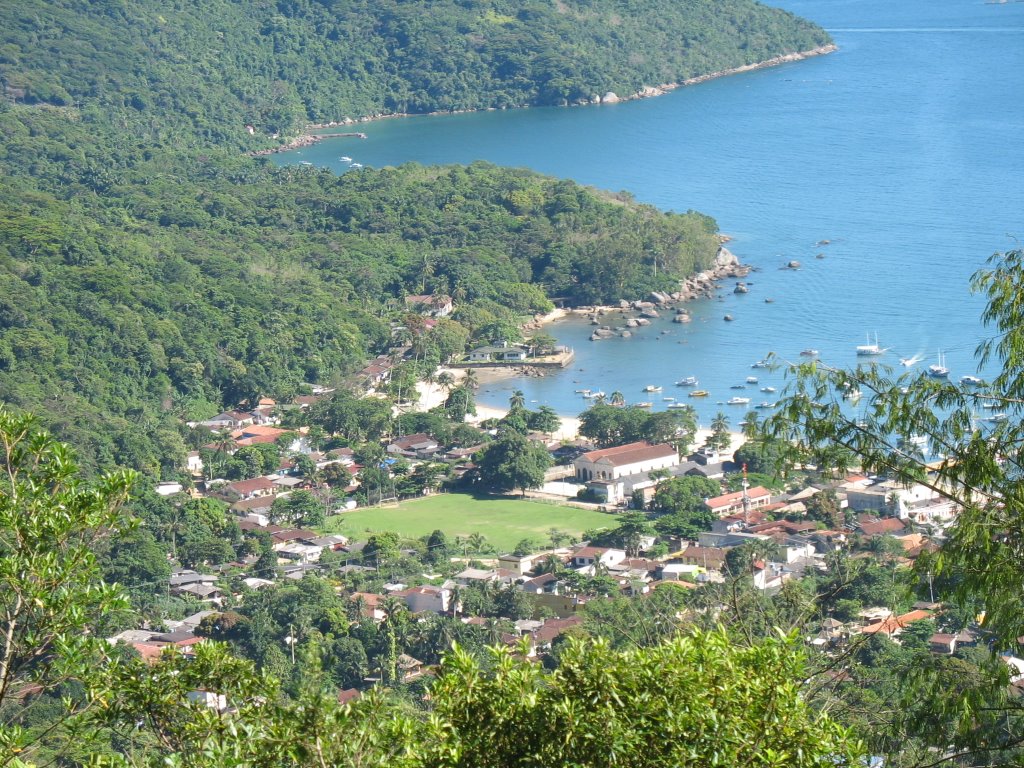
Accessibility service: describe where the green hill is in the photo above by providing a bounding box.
[0,0,830,471]
[0,0,829,142]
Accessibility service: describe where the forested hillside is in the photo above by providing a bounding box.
[0,0,829,141]
[0,105,718,471]
[0,0,828,470]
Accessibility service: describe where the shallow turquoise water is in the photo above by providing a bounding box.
[279,0,1024,427]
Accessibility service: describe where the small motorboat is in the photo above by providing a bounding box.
[727,396,751,405]
[689,390,709,398]
[746,376,759,384]
[676,376,698,386]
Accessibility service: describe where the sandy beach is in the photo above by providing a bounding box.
[412,366,745,450]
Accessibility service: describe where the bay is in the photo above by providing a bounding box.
[279,0,1024,428]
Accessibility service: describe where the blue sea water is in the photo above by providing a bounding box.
[280,0,1024,427]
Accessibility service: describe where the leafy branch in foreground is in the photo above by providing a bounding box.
[767,249,1024,645]
[0,406,136,764]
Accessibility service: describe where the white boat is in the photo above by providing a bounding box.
[751,360,770,369]
[756,401,776,409]
[960,375,984,386]
[643,385,663,393]
[898,434,929,452]
[800,349,819,357]
[662,396,675,402]
[575,389,592,396]
[676,376,698,387]
[843,388,862,400]
[299,161,313,166]
[746,376,759,384]
[667,402,690,410]
[727,396,751,405]
[761,386,776,393]
[983,413,1007,423]
[928,351,949,379]
[340,156,352,162]
[350,162,363,168]
[856,332,887,356]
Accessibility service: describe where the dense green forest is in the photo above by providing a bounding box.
[0,104,718,471]
[0,0,828,471]
[0,0,829,142]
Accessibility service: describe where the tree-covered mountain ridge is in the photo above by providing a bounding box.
[0,0,830,471]
[0,0,831,146]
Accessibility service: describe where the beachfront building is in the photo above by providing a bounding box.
[467,343,529,363]
[573,441,680,505]
[574,441,679,482]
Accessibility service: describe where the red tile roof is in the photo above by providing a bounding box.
[859,518,906,536]
[579,441,677,467]
[706,486,771,510]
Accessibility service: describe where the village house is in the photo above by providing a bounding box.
[186,451,204,475]
[857,516,907,537]
[571,546,627,570]
[405,294,454,317]
[387,432,441,458]
[704,486,773,518]
[399,584,452,614]
[221,476,277,501]
[676,545,728,572]
[467,343,529,363]
[860,609,933,638]
[198,410,254,430]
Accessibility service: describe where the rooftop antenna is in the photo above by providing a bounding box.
[741,463,751,525]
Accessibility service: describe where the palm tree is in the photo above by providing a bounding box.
[742,411,761,440]
[594,392,607,405]
[509,389,526,411]
[467,532,488,554]
[710,411,731,450]
[609,391,625,407]
[463,369,479,390]
[437,371,456,393]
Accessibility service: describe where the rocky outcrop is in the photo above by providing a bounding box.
[601,92,620,104]
[676,246,750,302]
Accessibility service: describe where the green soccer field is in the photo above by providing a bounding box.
[322,493,617,553]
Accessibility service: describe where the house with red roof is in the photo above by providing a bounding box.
[705,486,773,518]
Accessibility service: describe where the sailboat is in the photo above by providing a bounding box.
[856,332,887,356]
[927,351,949,379]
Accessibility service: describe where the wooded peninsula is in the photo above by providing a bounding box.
[0,0,830,472]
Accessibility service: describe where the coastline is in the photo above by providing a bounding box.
[411,367,746,453]
[261,45,837,156]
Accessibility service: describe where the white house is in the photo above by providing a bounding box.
[401,585,452,614]
[467,343,529,363]
[574,442,679,482]
[571,546,627,569]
